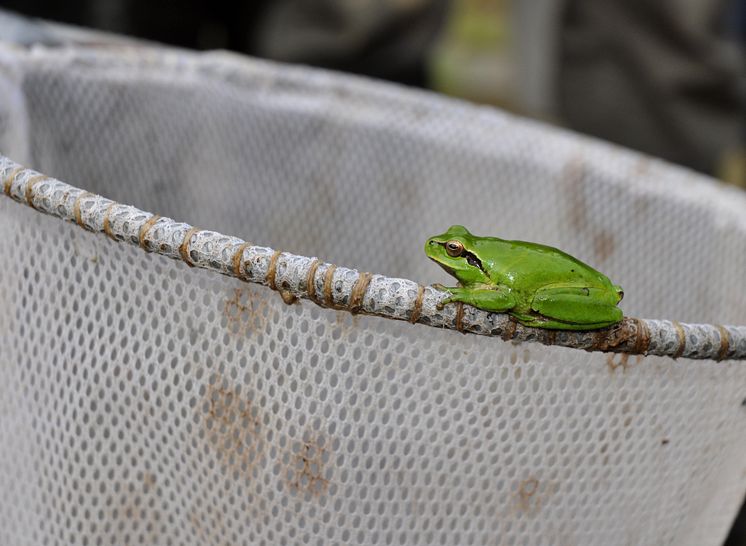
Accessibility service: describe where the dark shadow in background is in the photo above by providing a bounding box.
[0,0,450,88]
[558,0,745,177]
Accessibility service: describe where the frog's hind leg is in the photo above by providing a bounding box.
[525,285,623,330]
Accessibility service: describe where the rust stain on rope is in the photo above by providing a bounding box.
[455,303,465,333]
[267,249,297,305]
[672,321,686,359]
[73,192,93,229]
[138,214,161,251]
[267,250,282,291]
[348,272,372,315]
[586,318,644,354]
[306,259,320,302]
[24,175,48,210]
[232,242,252,279]
[632,318,651,355]
[716,325,730,361]
[3,166,23,196]
[502,318,517,341]
[103,202,118,240]
[409,285,425,324]
[179,227,200,267]
[322,265,337,308]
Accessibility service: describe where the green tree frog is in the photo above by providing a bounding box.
[425,225,624,330]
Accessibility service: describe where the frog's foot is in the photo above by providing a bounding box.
[430,284,455,310]
[435,294,455,311]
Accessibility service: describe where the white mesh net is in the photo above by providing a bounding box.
[1,43,746,546]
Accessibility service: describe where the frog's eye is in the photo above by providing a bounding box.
[445,240,464,257]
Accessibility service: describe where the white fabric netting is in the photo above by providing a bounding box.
[1,44,746,546]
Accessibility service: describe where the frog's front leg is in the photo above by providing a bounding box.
[435,286,516,313]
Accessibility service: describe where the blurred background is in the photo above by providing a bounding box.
[0,0,745,543]
[0,0,743,186]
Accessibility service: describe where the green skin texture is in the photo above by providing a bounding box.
[425,225,624,330]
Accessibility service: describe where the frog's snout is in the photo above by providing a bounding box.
[426,238,442,252]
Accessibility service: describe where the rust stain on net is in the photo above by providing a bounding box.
[287,431,331,498]
[223,287,270,336]
[593,230,616,263]
[562,157,590,232]
[607,353,631,373]
[200,374,265,479]
[512,476,559,516]
[104,472,163,542]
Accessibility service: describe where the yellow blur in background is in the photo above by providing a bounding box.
[429,0,745,188]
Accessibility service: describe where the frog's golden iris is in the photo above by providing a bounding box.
[445,240,464,257]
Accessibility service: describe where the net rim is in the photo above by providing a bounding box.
[2,155,744,361]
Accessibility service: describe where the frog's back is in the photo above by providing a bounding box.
[480,237,614,290]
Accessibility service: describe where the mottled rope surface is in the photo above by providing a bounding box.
[2,156,745,360]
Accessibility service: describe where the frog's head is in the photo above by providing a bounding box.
[425,225,490,285]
